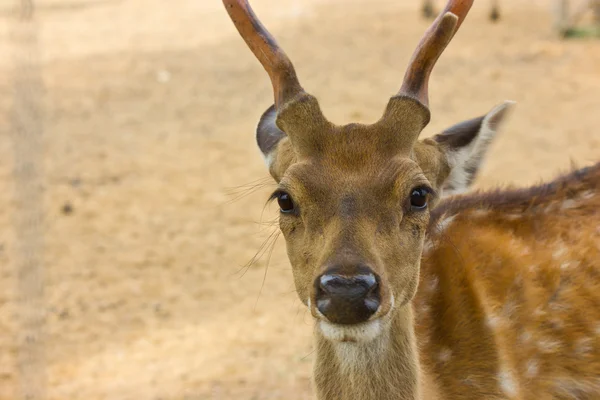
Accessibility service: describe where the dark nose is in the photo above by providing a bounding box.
[315,271,380,325]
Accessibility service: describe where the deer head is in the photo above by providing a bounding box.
[224,0,514,342]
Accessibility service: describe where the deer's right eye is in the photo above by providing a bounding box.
[276,192,295,213]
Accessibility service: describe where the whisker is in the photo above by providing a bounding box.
[302,305,314,327]
[301,347,317,361]
[232,228,279,278]
[253,230,282,310]
[222,177,274,205]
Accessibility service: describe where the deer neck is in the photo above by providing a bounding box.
[313,305,423,400]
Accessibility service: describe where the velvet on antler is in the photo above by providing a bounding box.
[222,0,305,110]
[399,0,474,108]
[379,0,475,149]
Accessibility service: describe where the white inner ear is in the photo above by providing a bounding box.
[256,106,285,170]
[443,101,515,197]
[262,150,276,169]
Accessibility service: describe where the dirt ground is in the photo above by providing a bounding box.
[0,0,599,399]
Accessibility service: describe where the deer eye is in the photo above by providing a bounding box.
[409,187,430,211]
[277,192,295,213]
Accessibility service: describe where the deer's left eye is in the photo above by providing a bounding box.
[409,187,430,210]
[277,192,295,213]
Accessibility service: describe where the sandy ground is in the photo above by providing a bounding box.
[0,0,599,399]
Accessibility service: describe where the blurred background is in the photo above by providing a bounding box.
[0,0,599,399]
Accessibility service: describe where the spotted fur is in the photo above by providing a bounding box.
[417,162,600,399]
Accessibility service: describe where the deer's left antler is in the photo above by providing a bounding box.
[398,0,474,107]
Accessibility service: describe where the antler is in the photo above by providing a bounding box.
[398,0,474,107]
[223,0,304,109]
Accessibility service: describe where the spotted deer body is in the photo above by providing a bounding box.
[222,1,600,399]
[417,165,600,399]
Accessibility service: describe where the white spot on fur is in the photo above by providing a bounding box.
[533,307,546,317]
[498,368,518,397]
[552,244,567,260]
[319,319,383,343]
[486,313,503,329]
[580,190,595,200]
[438,347,452,363]
[528,264,538,272]
[428,276,439,292]
[502,300,516,318]
[437,215,456,234]
[575,337,593,355]
[526,359,539,378]
[519,330,533,344]
[561,199,577,210]
[560,261,571,270]
[559,260,580,270]
[538,338,561,353]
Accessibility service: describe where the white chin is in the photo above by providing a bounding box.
[319,319,383,343]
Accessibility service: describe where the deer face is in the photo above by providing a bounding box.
[257,98,513,342]
[224,0,512,341]
[271,132,438,341]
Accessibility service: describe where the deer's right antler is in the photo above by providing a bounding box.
[223,0,305,110]
[398,0,474,108]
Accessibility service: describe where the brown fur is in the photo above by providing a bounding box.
[307,162,600,400]
[431,161,600,223]
[418,162,600,399]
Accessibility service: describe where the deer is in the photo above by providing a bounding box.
[222,0,600,399]
[423,0,500,21]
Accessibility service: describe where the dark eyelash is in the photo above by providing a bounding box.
[267,189,285,203]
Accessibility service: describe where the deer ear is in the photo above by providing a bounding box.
[257,105,285,164]
[256,105,294,182]
[433,101,515,196]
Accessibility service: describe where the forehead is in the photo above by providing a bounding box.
[300,121,413,165]
[280,156,428,198]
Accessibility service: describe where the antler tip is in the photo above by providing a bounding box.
[438,12,459,37]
